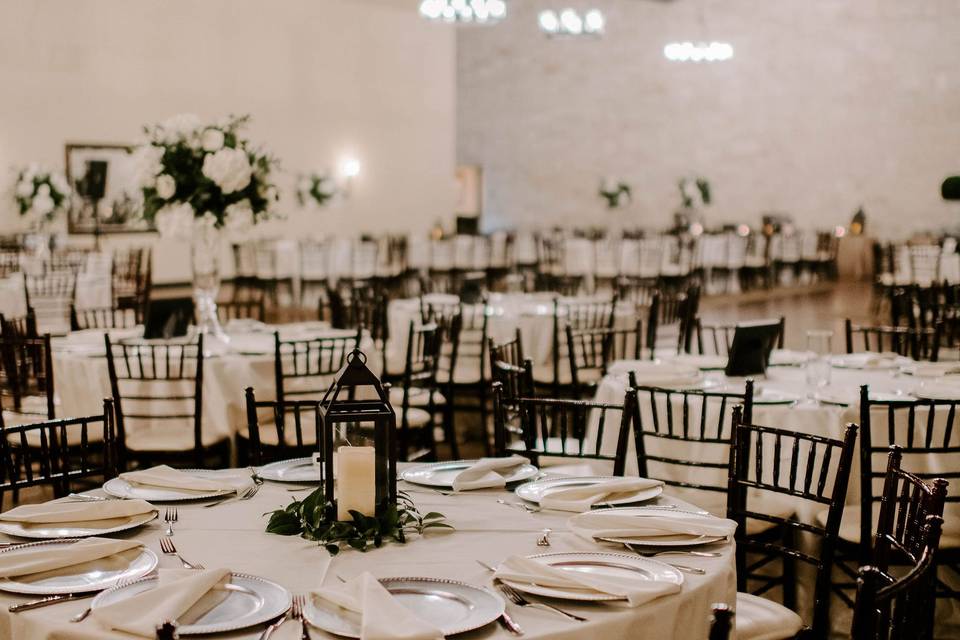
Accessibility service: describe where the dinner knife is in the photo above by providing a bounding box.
[8,593,91,613]
[497,610,524,636]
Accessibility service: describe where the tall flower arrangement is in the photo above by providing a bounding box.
[12,164,71,225]
[133,113,278,238]
[296,172,337,208]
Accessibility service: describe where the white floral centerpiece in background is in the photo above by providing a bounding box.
[296,172,337,208]
[598,177,631,209]
[12,163,72,228]
[132,113,279,351]
[678,176,711,210]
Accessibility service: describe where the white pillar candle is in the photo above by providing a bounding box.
[336,446,376,520]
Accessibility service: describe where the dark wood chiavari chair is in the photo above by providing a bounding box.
[113,247,152,322]
[243,387,322,466]
[0,332,55,422]
[850,447,947,640]
[844,319,942,362]
[396,322,444,461]
[214,297,266,324]
[566,320,645,397]
[830,387,960,610]
[0,398,118,510]
[274,329,362,404]
[727,407,858,640]
[105,335,227,470]
[24,270,77,334]
[329,283,390,376]
[488,331,535,453]
[648,285,701,355]
[549,295,617,396]
[689,317,786,356]
[0,250,21,278]
[419,300,463,459]
[69,304,138,331]
[708,604,734,640]
[0,308,38,338]
[491,382,637,474]
[445,302,492,453]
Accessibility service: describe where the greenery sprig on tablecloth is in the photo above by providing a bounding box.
[265,487,451,555]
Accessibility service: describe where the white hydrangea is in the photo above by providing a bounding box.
[50,173,70,196]
[160,113,202,139]
[155,174,176,200]
[202,147,252,194]
[32,194,55,216]
[224,199,255,233]
[15,179,33,198]
[201,128,225,153]
[37,183,50,197]
[132,145,165,189]
[154,201,196,240]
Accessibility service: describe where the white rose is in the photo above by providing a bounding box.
[160,113,202,139]
[37,183,50,197]
[154,201,196,240]
[155,174,176,199]
[264,185,278,202]
[132,145,165,188]
[24,163,39,182]
[224,200,255,233]
[201,128,225,152]
[15,180,33,198]
[202,147,252,194]
[50,173,70,196]
[33,194,55,216]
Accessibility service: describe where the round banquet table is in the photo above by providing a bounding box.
[51,323,379,447]
[387,293,638,382]
[0,469,736,640]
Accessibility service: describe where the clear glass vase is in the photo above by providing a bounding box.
[191,223,229,355]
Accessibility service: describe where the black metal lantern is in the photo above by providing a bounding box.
[318,349,397,521]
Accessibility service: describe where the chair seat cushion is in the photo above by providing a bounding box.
[735,592,805,640]
[817,506,960,549]
[388,386,446,408]
[400,407,433,428]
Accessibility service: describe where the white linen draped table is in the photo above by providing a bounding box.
[387,293,637,381]
[0,471,735,640]
[51,324,379,444]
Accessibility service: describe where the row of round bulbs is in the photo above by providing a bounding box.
[418,0,507,23]
[663,41,734,62]
[538,9,605,36]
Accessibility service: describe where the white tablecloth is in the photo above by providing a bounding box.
[52,323,379,444]
[0,473,735,640]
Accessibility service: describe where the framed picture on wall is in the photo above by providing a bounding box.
[65,143,153,234]
[455,165,483,218]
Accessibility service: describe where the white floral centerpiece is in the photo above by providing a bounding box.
[132,113,279,350]
[678,176,711,210]
[12,163,72,227]
[296,172,337,208]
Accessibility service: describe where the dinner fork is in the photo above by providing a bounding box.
[536,529,552,547]
[159,536,203,569]
[291,594,312,640]
[497,499,540,513]
[164,508,178,536]
[494,580,588,623]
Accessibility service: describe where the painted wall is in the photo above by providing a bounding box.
[458,0,960,239]
[0,0,457,281]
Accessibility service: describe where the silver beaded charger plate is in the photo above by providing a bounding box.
[0,540,158,595]
[306,577,505,638]
[400,460,539,488]
[0,510,158,540]
[499,551,683,602]
[91,572,291,635]
[103,469,251,502]
[515,476,663,508]
[258,457,322,483]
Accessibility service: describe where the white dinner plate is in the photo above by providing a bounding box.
[306,577,504,638]
[515,476,662,507]
[0,510,158,540]
[103,469,251,502]
[400,460,539,488]
[258,457,321,483]
[91,572,291,635]
[570,507,729,548]
[752,388,802,405]
[0,540,158,595]
[498,552,683,602]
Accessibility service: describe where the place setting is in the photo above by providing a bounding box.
[103,465,258,503]
[400,455,540,492]
[0,498,158,540]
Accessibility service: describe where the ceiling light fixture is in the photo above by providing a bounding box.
[663,41,733,62]
[538,8,604,37]
[419,0,506,24]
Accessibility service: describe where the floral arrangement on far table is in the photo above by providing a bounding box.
[132,113,279,238]
[679,176,711,209]
[296,172,338,208]
[12,164,71,225]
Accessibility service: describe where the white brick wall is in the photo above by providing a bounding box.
[457,0,960,239]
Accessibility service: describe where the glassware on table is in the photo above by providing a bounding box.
[805,330,834,390]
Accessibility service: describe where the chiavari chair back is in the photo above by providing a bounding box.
[0,332,55,420]
[727,407,858,640]
[243,387,322,466]
[491,383,637,474]
[689,317,786,356]
[845,319,942,362]
[274,328,362,404]
[214,297,266,324]
[105,335,221,469]
[566,320,645,396]
[70,305,138,331]
[707,604,734,640]
[549,295,617,394]
[396,322,444,461]
[24,270,77,335]
[0,309,38,339]
[0,399,118,510]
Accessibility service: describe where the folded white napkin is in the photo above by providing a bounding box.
[915,382,960,400]
[313,572,444,640]
[0,537,143,578]
[540,478,663,512]
[119,465,248,494]
[606,361,702,388]
[493,555,680,607]
[92,568,231,638]
[452,456,528,491]
[568,509,737,542]
[0,499,156,524]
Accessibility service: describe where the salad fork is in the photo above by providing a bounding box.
[494,580,588,622]
[159,536,202,569]
[292,594,312,640]
[164,508,178,536]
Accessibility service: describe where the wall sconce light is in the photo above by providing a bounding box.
[339,157,361,197]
